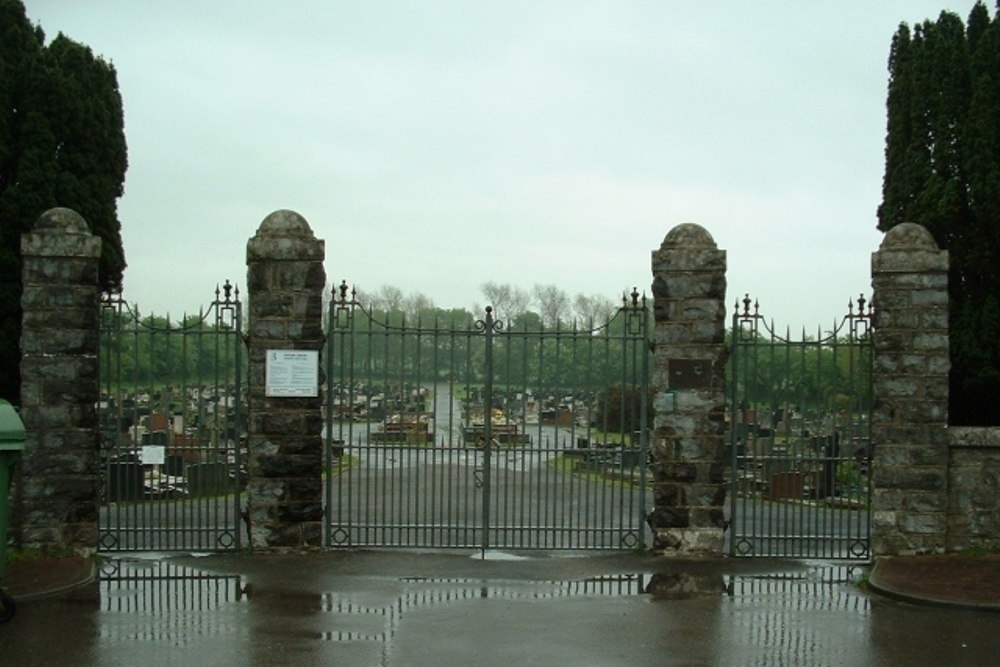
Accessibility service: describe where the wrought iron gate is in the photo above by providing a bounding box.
[325,283,651,551]
[98,283,246,552]
[728,295,873,559]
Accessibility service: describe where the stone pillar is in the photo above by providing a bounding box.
[247,211,326,547]
[18,208,102,554]
[871,222,950,556]
[246,210,326,549]
[946,428,1000,552]
[648,224,728,555]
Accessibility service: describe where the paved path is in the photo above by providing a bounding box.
[4,551,1000,666]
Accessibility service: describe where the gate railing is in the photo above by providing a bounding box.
[98,282,246,552]
[728,295,873,559]
[324,282,651,551]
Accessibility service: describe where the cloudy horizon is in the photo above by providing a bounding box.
[22,0,981,329]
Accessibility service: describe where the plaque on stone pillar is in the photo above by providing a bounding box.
[266,349,319,397]
[667,359,713,389]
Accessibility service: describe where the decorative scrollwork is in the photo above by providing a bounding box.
[847,293,873,337]
[217,280,237,305]
[331,528,350,546]
[99,532,120,551]
[99,558,121,577]
[334,279,359,306]
[623,287,648,334]
[735,293,759,320]
[849,539,869,558]
[331,280,361,330]
[474,306,504,334]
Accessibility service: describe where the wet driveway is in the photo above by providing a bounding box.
[3,550,998,666]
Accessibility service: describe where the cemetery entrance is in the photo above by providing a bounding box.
[727,295,874,559]
[97,284,246,552]
[324,284,652,551]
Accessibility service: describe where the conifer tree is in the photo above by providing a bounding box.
[878,1,1000,424]
[0,0,127,404]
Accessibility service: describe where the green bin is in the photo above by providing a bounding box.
[0,399,26,622]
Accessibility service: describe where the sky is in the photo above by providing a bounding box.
[22,1,985,330]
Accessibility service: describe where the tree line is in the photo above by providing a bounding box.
[332,280,624,331]
[728,329,874,429]
[99,309,243,394]
[326,281,649,392]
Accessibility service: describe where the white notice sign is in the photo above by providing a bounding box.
[266,349,319,397]
[141,445,165,466]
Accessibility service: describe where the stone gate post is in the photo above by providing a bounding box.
[871,223,950,555]
[246,210,326,549]
[649,224,728,555]
[19,208,102,553]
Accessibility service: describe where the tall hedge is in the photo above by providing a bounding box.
[878,1,1000,425]
[0,0,127,404]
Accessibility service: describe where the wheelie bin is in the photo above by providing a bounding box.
[0,399,26,622]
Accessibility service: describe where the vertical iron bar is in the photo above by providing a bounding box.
[481,307,495,557]
[751,313,762,556]
[465,321,475,548]
[323,288,334,548]
[518,320,529,550]
[728,304,739,557]
[638,298,650,549]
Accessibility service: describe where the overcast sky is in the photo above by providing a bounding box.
[23,1,982,329]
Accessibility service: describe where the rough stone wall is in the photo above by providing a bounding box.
[648,224,728,555]
[870,223,950,556]
[947,428,1000,552]
[245,210,326,549]
[18,208,102,554]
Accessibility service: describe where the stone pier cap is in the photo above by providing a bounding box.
[247,209,324,261]
[872,222,948,273]
[22,207,102,257]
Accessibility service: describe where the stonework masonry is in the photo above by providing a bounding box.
[648,224,728,555]
[870,223,950,555]
[946,428,1000,551]
[245,210,326,549]
[12,209,999,557]
[17,208,103,554]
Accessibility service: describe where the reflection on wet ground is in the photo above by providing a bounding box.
[94,558,868,651]
[9,554,1000,667]
[97,559,248,645]
[100,558,249,610]
[719,567,872,666]
[97,558,865,606]
[319,575,650,644]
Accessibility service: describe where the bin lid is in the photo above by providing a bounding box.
[0,399,26,449]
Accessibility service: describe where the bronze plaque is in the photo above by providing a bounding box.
[667,359,713,389]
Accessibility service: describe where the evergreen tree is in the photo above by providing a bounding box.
[878,2,1000,424]
[0,0,127,404]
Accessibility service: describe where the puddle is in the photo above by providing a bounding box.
[717,565,873,666]
[476,550,531,561]
[98,559,866,609]
[725,565,868,597]
[100,559,248,611]
[94,557,870,655]
[319,575,652,643]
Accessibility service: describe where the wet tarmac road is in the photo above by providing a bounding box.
[3,550,998,667]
